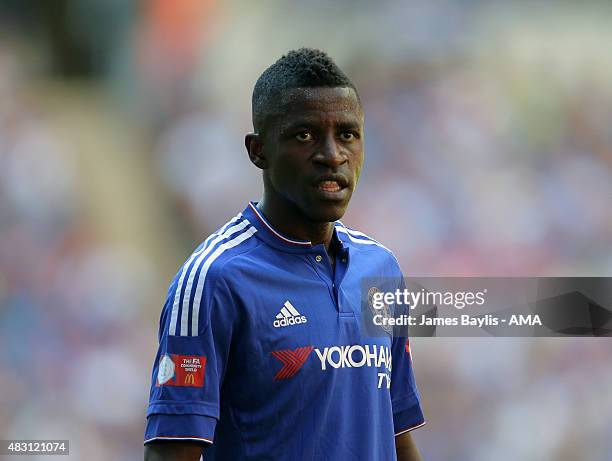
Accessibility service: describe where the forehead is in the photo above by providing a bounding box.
[270,87,363,127]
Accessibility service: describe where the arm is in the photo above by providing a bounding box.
[395,432,423,461]
[389,273,425,461]
[144,441,203,461]
[144,273,236,457]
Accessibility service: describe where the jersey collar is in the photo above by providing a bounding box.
[243,202,347,255]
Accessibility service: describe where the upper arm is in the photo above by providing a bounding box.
[144,267,237,448]
[390,272,426,434]
[144,441,203,461]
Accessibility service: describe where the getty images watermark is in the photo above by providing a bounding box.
[362,277,612,337]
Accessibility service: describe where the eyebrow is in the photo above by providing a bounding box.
[279,119,362,133]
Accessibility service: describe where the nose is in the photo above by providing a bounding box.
[314,133,346,168]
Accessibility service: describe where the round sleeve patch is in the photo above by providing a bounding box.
[157,354,175,385]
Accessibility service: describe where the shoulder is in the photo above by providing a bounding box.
[335,221,395,257]
[179,214,260,284]
[165,214,261,337]
[334,221,402,271]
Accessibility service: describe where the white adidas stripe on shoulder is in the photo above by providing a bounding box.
[335,223,391,252]
[169,214,250,336]
[179,220,252,336]
[189,226,257,336]
[169,214,243,336]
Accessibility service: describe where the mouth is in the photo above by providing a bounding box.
[312,174,350,200]
[317,180,342,192]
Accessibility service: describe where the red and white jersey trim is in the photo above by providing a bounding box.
[394,420,426,437]
[144,435,213,444]
[248,202,312,246]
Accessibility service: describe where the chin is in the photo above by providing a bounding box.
[306,202,348,223]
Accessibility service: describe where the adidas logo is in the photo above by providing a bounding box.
[273,301,308,328]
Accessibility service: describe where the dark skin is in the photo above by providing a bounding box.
[144,443,202,461]
[144,86,423,461]
[247,86,364,259]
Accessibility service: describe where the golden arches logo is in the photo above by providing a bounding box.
[184,373,195,385]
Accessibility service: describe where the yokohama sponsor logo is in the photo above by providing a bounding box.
[271,344,392,381]
[314,344,392,371]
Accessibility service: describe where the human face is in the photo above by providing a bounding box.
[257,86,364,224]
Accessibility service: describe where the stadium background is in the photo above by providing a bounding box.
[0,1,611,460]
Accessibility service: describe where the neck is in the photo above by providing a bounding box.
[256,198,335,250]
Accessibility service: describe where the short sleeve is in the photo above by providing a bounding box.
[390,277,426,436]
[144,272,235,445]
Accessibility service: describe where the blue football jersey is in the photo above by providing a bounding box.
[145,202,425,460]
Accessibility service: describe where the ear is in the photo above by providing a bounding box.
[245,132,268,169]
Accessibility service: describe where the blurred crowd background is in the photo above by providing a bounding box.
[0,1,610,460]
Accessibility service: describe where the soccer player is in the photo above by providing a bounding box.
[144,48,425,461]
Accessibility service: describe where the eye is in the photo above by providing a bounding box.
[295,131,313,142]
[340,131,358,141]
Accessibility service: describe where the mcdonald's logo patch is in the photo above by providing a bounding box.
[157,354,206,387]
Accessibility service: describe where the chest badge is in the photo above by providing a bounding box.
[368,287,394,334]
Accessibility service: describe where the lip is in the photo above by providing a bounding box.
[311,174,350,201]
[312,186,350,201]
[312,173,350,189]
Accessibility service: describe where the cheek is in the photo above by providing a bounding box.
[269,152,306,189]
[352,150,364,183]
[273,147,308,173]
